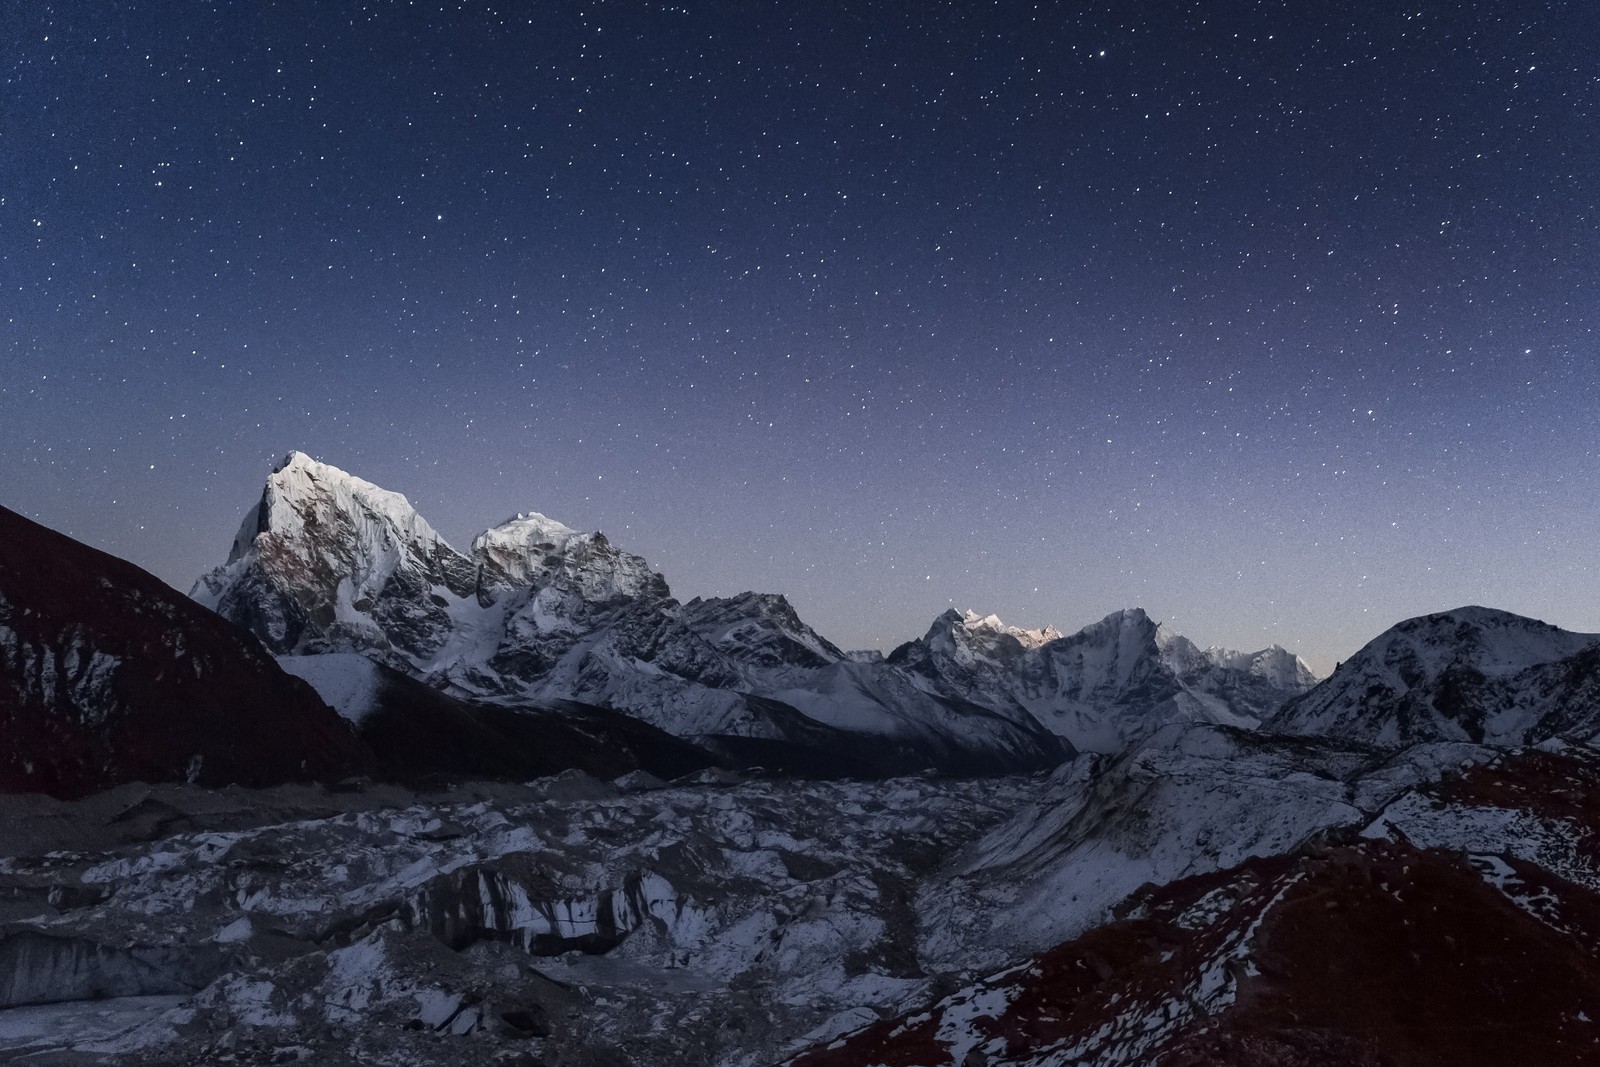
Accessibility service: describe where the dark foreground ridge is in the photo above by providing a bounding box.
[0,504,373,797]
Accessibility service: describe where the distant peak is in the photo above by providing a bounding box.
[1093,607,1155,632]
[478,510,581,549]
[924,607,1060,650]
[493,510,578,533]
[273,450,317,474]
[1155,625,1197,651]
[471,508,667,601]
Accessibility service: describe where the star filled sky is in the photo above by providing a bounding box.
[4,1,1597,671]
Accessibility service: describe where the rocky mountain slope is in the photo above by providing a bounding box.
[194,452,1322,771]
[1271,606,1600,747]
[916,725,1488,974]
[0,504,373,798]
[195,453,1067,775]
[889,606,1319,752]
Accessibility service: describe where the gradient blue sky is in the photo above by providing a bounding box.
[4,1,1597,672]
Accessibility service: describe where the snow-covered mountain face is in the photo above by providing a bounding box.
[1271,606,1600,748]
[679,592,847,681]
[275,652,719,785]
[890,607,1319,753]
[196,455,1067,775]
[443,514,740,719]
[1157,628,1319,693]
[192,452,476,665]
[0,504,372,797]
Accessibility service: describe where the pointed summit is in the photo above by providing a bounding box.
[192,452,475,660]
[273,449,316,473]
[253,451,455,556]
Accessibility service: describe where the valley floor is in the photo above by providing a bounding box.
[7,726,1600,1066]
[0,769,1052,1066]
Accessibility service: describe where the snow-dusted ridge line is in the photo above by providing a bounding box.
[190,454,1067,770]
[193,452,1320,764]
[887,605,1320,754]
[1269,605,1600,749]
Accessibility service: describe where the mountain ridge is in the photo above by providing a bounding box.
[1270,604,1600,748]
[193,453,1074,774]
[0,503,374,797]
[6,471,1600,1065]
[889,604,1319,753]
[189,452,1333,770]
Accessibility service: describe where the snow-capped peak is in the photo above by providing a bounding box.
[959,610,1062,649]
[920,608,1061,661]
[1153,625,1319,689]
[470,510,664,605]
[482,511,582,551]
[471,512,587,591]
[191,452,476,657]
[1060,607,1164,689]
[258,451,456,561]
[1270,606,1600,748]
[1344,606,1595,683]
[1201,643,1320,688]
[678,592,846,674]
[272,449,315,474]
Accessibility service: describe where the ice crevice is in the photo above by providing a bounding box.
[0,930,224,1009]
[401,863,695,956]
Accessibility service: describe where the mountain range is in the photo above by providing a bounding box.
[190,451,1320,776]
[3,453,1599,1065]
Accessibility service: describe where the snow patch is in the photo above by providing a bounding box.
[276,654,384,723]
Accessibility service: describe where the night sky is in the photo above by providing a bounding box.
[5,1,1597,671]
